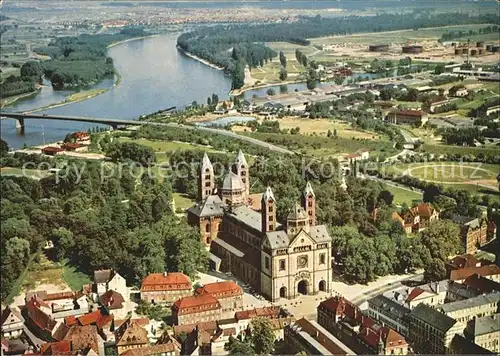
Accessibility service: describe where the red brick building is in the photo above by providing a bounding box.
[403,203,439,233]
[195,281,243,318]
[171,294,221,325]
[140,272,192,304]
[452,215,496,254]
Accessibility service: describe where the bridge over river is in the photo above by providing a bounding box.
[0,112,295,155]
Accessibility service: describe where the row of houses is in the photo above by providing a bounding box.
[41,131,91,156]
[366,252,500,354]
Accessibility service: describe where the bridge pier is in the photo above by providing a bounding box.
[15,118,25,135]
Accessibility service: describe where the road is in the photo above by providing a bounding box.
[0,112,296,156]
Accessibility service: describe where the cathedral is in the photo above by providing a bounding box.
[187,151,332,301]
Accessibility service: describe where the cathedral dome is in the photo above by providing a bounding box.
[222,172,244,192]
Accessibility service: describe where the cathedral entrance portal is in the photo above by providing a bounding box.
[297,280,309,295]
[319,280,326,292]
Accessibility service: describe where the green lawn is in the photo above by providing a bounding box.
[384,184,423,206]
[408,164,497,183]
[60,259,92,291]
[421,144,500,158]
[173,192,196,212]
[0,167,51,180]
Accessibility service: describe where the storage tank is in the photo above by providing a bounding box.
[486,44,493,52]
[454,48,461,55]
[462,48,468,54]
[470,49,478,56]
[492,46,500,53]
[478,48,484,55]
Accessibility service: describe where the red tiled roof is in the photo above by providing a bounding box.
[173,321,218,336]
[447,254,481,270]
[463,274,500,293]
[235,306,281,321]
[41,146,64,153]
[195,281,242,298]
[172,294,220,316]
[115,320,148,347]
[114,318,150,329]
[345,153,361,159]
[62,143,82,149]
[318,297,360,321]
[44,292,78,301]
[65,315,78,327]
[25,298,56,333]
[52,323,70,341]
[121,343,179,356]
[141,272,191,292]
[99,290,125,310]
[64,325,100,354]
[416,203,437,218]
[76,309,112,329]
[40,341,72,355]
[450,264,500,281]
[406,288,425,303]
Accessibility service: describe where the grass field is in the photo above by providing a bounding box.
[20,254,91,292]
[0,167,51,179]
[421,144,500,158]
[407,164,496,183]
[173,192,196,212]
[244,131,396,158]
[234,117,383,140]
[384,184,423,206]
[309,24,496,46]
[116,137,219,163]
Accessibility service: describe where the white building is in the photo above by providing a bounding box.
[0,307,25,338]
[93,269,128,300]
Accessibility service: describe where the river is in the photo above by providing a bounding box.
[0,33,394,149]
[1,34,232,149]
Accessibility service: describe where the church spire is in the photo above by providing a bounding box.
[261,186,276,233]
[199,152,214,200]
[302,181,316,226]
[234,150,249,201]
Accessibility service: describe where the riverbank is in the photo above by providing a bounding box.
[28,88,109,113]
[176,46,225,71]
[107,34,159,49]
[0,88,41,108]
[230,79,304,96]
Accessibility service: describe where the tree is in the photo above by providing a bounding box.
[279,67,287,81]
[232,60,245,90]
[279,51,287,68]
[207,97,212,106]
[0,139,9,155]
[152,192,171,222]
[306,68,317,90]
[434,64,445,75]
[20,61,42,79]
[266,88,276,96]
[378,190,394,206]
[424,258,447,281]
[250,318,275,354]
[333,76,344,85]
[51,227,75,261]
[420,220,462,261]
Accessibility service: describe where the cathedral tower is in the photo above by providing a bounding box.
[199,153,214,200]
[261,186,276,233]
[234,150,250,200]
[302,182,316,226]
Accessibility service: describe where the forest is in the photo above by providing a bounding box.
[177,11,498,86]
[0,61,43,99]
[33,28,146,89]
[0,140,208,302]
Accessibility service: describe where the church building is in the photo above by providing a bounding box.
[188,151,332,301]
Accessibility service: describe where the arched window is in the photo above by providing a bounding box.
[205,224,210,233]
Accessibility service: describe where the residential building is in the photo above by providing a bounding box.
[402,203,439,233]
[437,291,500,323]
[23,297,59,341]
[284,318,355,355]
[99,290,125,317]
[446,253,483,276]
[140,272,192,304]
[41,146,64,156]
[25,291,89,320]
[386,109,428,126]
[405,280,448,309]
[115,318,149,355]
[120,343,180,356]
[171,294,221,325]
[0,307,25,338]
[451,86,469,97]
[194,281,243,318]
[464,313,500,353]
[462,274,500,294]
[368,292,411,336]
[317,296,409,355]
[448,334,495,355]
[62,325,104,355]
[234,306,288,335]
[93,269,128,299]
[408,303,463,354]
[451,215,495,254]
[190,152,331,301]
[450,264,500,283]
